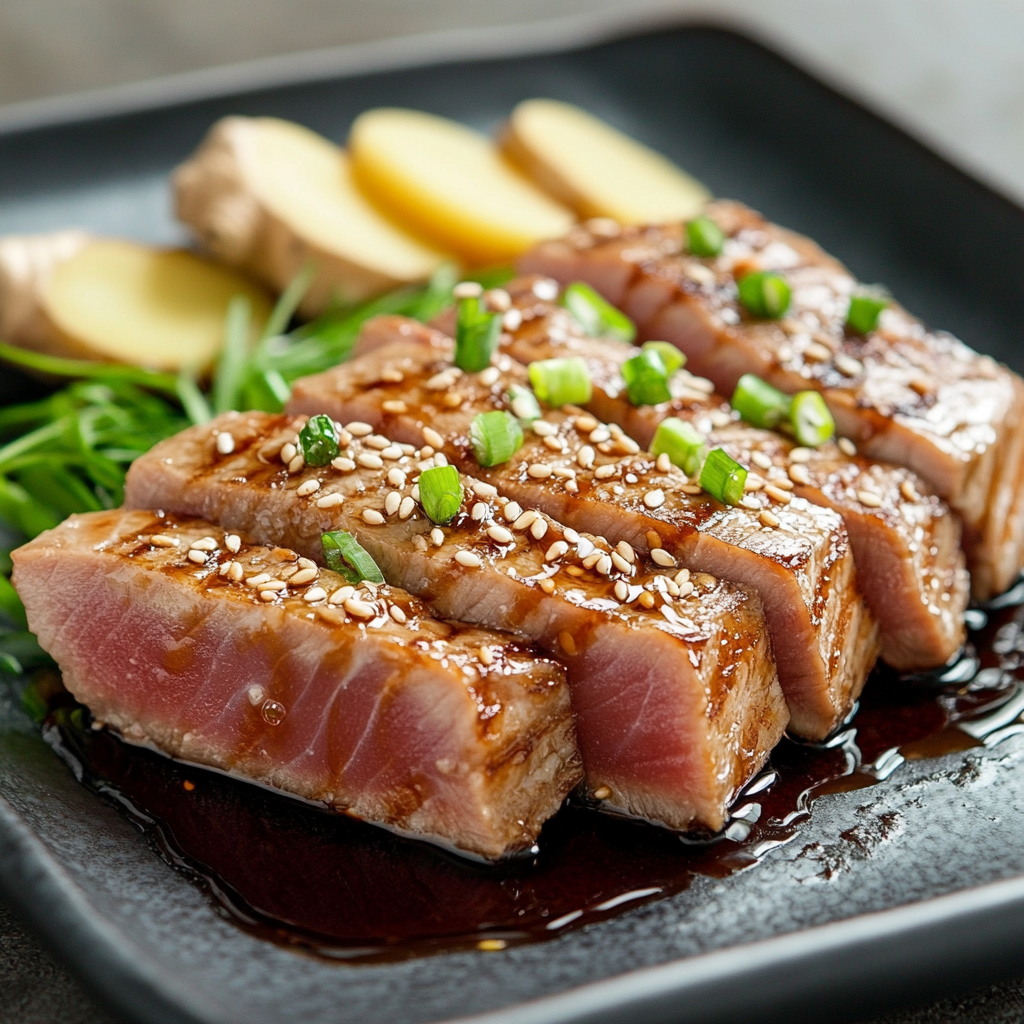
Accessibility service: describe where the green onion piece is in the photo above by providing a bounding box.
[621,349,672,406]
[470,411,523,467]
[454,297,502,372]
[418,465,464,525]
[731,373,792,429]
[175,370,212,425]
[640,341,685,376]
[846,293,888,334]
[561,282,636,343]
[261,261,317,342]
[506,384,541,423]
[298,414,339,466]
[790,391,835,447]
[651,418,707,476]
[737,272,791,319]
[212,295,252,415]
[321,531,385,585]
[528,357,592,407]
[700,448,748,505]
[685,216,725,258]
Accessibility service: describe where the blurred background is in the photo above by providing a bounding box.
[0,0,1023,205]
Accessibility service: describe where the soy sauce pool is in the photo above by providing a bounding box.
[38,592,1024,963]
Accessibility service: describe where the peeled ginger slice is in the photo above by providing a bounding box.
[349,108,575,265]
[501,99,710,225]
[42,240,271,370]
[174,117,449,316]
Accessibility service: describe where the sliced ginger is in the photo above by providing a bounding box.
[349,108,575,266]
[501,99,710,225]
[0,233,271,371]
[174,117,450,316]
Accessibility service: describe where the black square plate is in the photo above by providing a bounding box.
[3,20,1024,1024]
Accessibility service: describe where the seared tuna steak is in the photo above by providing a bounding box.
[125,413,788,832]
[12,509,580,860]
[520,203,1024,599]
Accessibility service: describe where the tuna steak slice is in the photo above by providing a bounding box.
[12,509,579,860]
[287,336,876,740]
[519,203,1024,600]
[426,281,968,671]
[124,413,787,832]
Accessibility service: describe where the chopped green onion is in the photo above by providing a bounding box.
[321,531,385,584]
[731,373,792,429]
[298,414,339,466]
[846,293,888,334]
[641,341,685,376]
[621,349,671,406]
[737,272,791,319]
[700,448,748,505]
[261,261,317,342]
[176,369,212,425]
[528,357,592,407]
[790,391,835,447]
[241,368,291,413]
[506,384,541,423]
[454,296,502,372]
[418,465,464,525]
[651,418,707,476]
[470,411,523,467]
[561,282,636,343]
[410,262,460,322]
[685,216,725,258]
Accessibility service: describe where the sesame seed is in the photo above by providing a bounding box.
[530,518,548,540]
[478,366,500,386]
[387,468,407,488]
[328,586,355,605]
[455,550,482,568]
[545,541,569,561]
[382,400,407,414]
[677,581,695,598]
[257,580,287,592]
[344,598,376,619]
[362,509,385,525]
[651,548,675,567]
[511,393,537,420]
[527,463,553,479]
[488,525,514,544]
[471,501,488,521]
[589,426,611,444]
[507,510,534,531]
[576,445,596,469]
[290,567,319,586]
[502,308,523,332]
[316,492,344,509]
[900,479,921,502]
[483,288,511,312]
[332,457,356,472]
[227,561,244,582]
[638,591,656,609]
[789,447,813,463]
[643,489,666,510]
[216,432,236,455]
[501,501,522,523]
[752,451,773,471]
[453,281,483,299]
[414,427,442,452]
[259,591,277,602]
[804,341,833,362]
[280,442,297,463]
[385,491,401,516]
[304,586,328,603]
[380,368,404,384]
[613,542,634,565]
[288,454,305,474]
[759,509,780,528]
[645,530,662,550]
[532,278,559,301]
[838,437,857,457]
[187,549,207,564]
[390,605,408,624]
[565,479,579,494]
[681,483,703,495]
[365,435,390,450]
[625,473,638,485]
[674,568,690,585]
[834,353,864,376]
[297,479,321,497]
[443,393,463,409]
[594,464,617,480]
[771,476,794,491]
[297,557,316,570]
[190,536,218,551]
[744,474,764,492]
[764,484,792,504]
[655,452,672,473]
[739,496,760,510]
[610,552,631,573]
[225,534,241,553]
[430,527,445,547]
[593,786,612,800]
[471,480,498,498]
[358,453,384,470]
[857,489,883,508]
[789,463,811,485]
[478,645,494,666]
[149,535,177,551]
[381,445,403,461]
[346,422,373,437]
[413,535,428,552]
[532,420,557,437]
[595,554,613,575]
[399,496,416,519]
[573,415,598,432]
[538,578,556,595]
[564,528,581,544]
[613,580,629,601]
[425,369,461,391]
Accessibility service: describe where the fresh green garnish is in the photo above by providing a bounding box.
[469,411,523,468]
[651,418,707,476]
[699,448,748,505]
[641,341,685,376]
[790,391,835,447]
[454,296,502,372]
[321,531,385,585]
[506,384,542,424]
[528,357,592,407]
[561,282,636,343]
[418,465,464,525]
[298,414,340,466]
[621,348,672,406]
[846,292,888,335]
[685,217,725,258]
[737,272,791,319]
[731,373,792,429]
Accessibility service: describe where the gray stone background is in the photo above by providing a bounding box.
[1,2,1024,1022]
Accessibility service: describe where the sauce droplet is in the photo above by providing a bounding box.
[261,700,287,726]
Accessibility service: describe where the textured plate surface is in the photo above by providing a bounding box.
[2,22,1024,1024]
